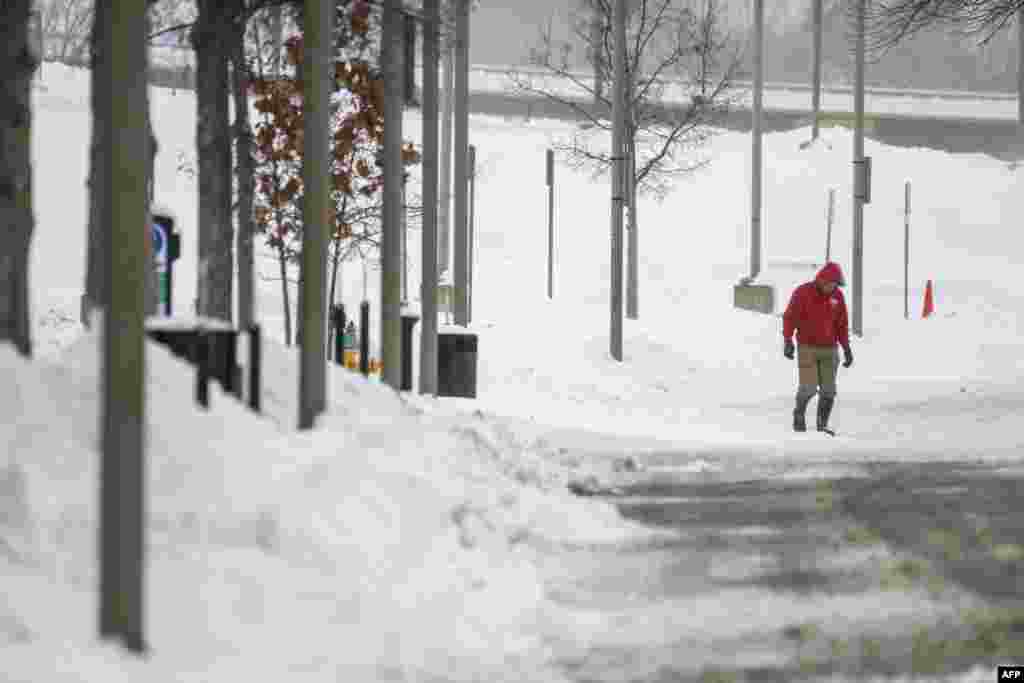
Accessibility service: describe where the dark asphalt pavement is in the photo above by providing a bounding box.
[554,459,1024,682]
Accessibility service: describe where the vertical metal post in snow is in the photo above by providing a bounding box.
[380,0,404,388]
[546,149,555,299]
[750,0,764,281]
[811,0,823,141]
[468,144,476,322]
[1019,8,1024,124]
[904,181,911,321]
[609,0,626,361]
[439,46,454,276]
[852,0,865,338]
[401,177,408,304]
[825,187,835,262]
[298,0,332,427]
[403,12,417,106]
[453,0,470,326]
[100,0,148,651]
[419,0,440,396]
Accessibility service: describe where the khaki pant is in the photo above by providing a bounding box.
[796,344,838,401]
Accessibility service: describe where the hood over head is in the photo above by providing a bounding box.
[816,262,846,287]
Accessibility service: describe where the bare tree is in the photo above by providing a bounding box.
[512,0,742,202]
[0,0,39,357]
[37,0,93,63]
[864,0,1024,49]
[233,0,256,331]
[193,0,236,322]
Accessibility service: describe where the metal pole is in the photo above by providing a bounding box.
[439,45,454,276]
[546,148,554,299]
[904,181,911,320]
[298,0,332,427]
[401,177,408,304]
[852,0,865,337]
[381,0,404,388]
[403,12,417,106]
[468,143,476,323]
[1019,7,1024,124]
[750,0,764,281]
[825,187,834,262]
[811,0,823,141]
[419,0,440,396]
[453,0,470,326]
[610,0,626,361]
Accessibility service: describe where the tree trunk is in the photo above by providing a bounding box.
[84,0,111,325]
[278,247,292,345]
[327,240,341,359]
[626,130,639,320]
[271,4,284,78]
[381,0,406,388]
[86,1,157,326]
[143,7,158,319]
[420,0,440,396]
[193,0,235,323]
[328,237,341,310]
[295,274,303,347]
[0,0,38,356]
[232,12,255,330]
[100,0,149,652]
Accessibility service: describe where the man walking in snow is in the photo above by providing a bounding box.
[782,262,854,434]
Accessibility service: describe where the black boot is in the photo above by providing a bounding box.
[793,394,812,432]
[817,396,835,434]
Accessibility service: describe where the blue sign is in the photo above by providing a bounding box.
[151,222,168,263]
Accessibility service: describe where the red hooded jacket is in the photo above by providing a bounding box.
[782,262,850,349]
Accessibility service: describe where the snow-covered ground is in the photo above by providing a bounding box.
[7,63,1024,680]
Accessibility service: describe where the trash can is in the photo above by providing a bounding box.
[437,331,477,398]
[400,313,420,391]
[330,304,346,364]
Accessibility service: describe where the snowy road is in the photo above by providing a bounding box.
[541,458,1024,682]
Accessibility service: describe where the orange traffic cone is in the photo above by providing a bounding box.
[922,279,935,318]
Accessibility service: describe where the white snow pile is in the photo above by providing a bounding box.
[0,327,657,683]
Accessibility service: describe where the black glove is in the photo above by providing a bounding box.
[783,338,795,360]
[842,345,853,368]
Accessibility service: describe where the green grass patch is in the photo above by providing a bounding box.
[845,525,881,546]
[699,669,738,683]
[783,622,820,643]
[861,637,882,659]
[798,656,820,675]
[991,543,1024,562]
[963,608,1024,658]
[814,481,834,512]
[880,558,929,590]
[926,529,962,561]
